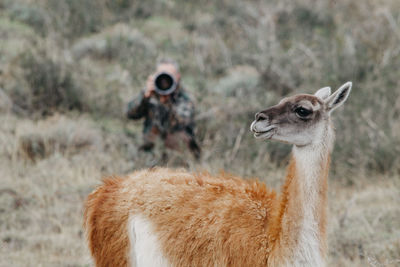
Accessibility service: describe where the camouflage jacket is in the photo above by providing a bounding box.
[126,87,196,138]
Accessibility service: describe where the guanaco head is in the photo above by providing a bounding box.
[250,82,352,146]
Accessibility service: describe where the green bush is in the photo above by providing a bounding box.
[9,4,47,36]
[16,50,84,115]
[46,0,103,38]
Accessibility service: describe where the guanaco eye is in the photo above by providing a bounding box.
[295,107,312,118]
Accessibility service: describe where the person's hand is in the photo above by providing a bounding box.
[144,74,155,98]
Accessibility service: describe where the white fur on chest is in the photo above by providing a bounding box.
[128,214,170,267]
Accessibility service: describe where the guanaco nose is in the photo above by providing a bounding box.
[255,112,268,121]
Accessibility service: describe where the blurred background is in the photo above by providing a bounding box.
[0,0,399,266]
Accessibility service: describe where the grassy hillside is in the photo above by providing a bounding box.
[0,0,399,266]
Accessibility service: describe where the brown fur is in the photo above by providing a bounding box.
[84,154,330,266]
[84,176,131,266]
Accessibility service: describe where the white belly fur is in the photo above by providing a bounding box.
[128,214,170,267]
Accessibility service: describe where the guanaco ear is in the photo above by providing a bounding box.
[314,87,331,100]
[325,82,352,113]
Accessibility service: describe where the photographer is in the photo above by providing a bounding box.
[126,58,201,159]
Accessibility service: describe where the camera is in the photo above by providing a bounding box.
[154,72,177,95]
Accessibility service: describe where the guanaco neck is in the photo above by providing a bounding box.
[269,122,334,266]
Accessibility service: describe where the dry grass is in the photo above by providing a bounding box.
[0,114,133,266]
[1,0,400,266]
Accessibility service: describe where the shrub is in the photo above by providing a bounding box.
[9,4,48,36]
[15,49,84,116]
[45,0,103,38]
[18,115,101,162]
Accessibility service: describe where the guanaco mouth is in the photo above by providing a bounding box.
[251,122,276,139]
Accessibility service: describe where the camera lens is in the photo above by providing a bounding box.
[154,72,177,95]
[155,74,173,90]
